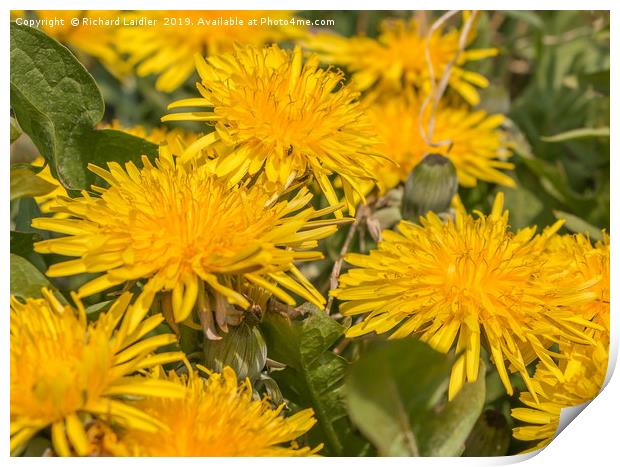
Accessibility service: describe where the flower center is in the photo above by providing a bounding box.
[11,314,112,422]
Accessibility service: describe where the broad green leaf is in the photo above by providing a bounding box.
[345,339,452,456]
[10,230,43,258]
[12,197,49,249]
[10,23,157,190]
[10,116,22,143]
[20,436,51,457]
[414,361,486,456]
[261,309,367,456]
[541,127,610,142]
[485,369,508,405]
[10,253,64,302]
[554,210,603,240]
[10,166,57,201]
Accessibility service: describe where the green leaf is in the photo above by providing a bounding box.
[10,253,64,302]
[554,210,603,240]
[21,436,51,457]
[261,310,367,456]
[541,127,610,142]
[10,230,43,258]
[485,369,508,405]
[10,23,157,190]
[344,339,452,456]
[415,361,486,456]
[10,166,57,201]
[10,116,22,143]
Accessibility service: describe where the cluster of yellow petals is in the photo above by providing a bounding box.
[10,290,185,456]
[511,233,610,451]
[32,10,299,92]
[12,292,319,457]
[368,93,514,193]
[110,367,319,456]
[31,123,199,216]
[511,340,608,451]
[32,151,341,331]
[116,10,298,92]
[332,194,602,400]
[163,44,383,216]
[304,15,498,105]
[545,232,610,335]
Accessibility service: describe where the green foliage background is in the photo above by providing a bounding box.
[10,10,609,457]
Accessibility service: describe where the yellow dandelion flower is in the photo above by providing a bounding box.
[504,231,610,375]
[545,232,610,335]
[511,339,608,452]
[30,124,199,216]
[116,11,298,92]
[10,289,185,456]
[331,193,599,400]
[32,151,341,332]
[162,44,383,216]
[112,366,319,456]
[369,94,514,193]
[304,15,497,105]
[35,11,127,77]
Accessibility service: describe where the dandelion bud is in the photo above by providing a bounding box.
[203,321,267,381]
[401,153,458,220]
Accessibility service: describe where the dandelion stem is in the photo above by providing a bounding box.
[325,208,364,314]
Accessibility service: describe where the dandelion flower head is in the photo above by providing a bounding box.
[369,93,514,193]
[163,44,383,216]
[544,232,610,336]
[511,339,608,451]
[304,15,498,105]
[332,194,599,400]
[114,366,320,456]
[116,11,299,92]
[10,290,185,456]
[32,151,341,334]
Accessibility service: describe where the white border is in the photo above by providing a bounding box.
[3,1,616,465]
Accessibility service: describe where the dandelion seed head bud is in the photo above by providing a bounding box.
[402,153,458,220]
